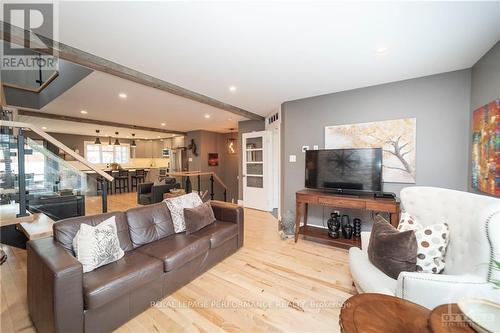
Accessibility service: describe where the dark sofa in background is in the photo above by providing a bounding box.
[27,200,244,333]
[137,177,180,204]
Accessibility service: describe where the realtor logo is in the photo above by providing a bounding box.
[2,3,58,70]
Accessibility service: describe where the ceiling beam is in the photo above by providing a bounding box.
[0,21,265,121]
[17,109,187,136]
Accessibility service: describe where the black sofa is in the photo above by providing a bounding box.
[137,177,180,205]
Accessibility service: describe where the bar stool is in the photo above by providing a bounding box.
[114,169,129,193]
[99,171,114,194]
[131,169,145,191]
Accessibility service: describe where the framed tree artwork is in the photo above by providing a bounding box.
[472,99,499,196]
[325,118,417,183]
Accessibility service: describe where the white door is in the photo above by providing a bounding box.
[242,131,273,211]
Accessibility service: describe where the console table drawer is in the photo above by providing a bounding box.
[366,201,398,213]
[318,196,365,209]
[296,193,318,204]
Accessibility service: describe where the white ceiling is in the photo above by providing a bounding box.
[17,114,179,141]
[52,1,500,116]
[37,71,246,134]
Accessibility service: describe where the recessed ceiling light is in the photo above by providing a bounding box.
[42,126,47,130]
[161,123,166,126]
[204,114,211,119]
[80,110,88,114]
[376,47,388,55]
[119,93,127,99]
[157,136,160,138]
[229,85,237,92]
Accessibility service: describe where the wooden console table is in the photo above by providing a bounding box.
[295,189,400,249]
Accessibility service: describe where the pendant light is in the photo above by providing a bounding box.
[227,128,237,155]
[114,132,120,146]
[94,130,102,145]
[131,133,137,147]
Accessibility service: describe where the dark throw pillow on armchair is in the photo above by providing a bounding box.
[367,215,417,279]
[184,201,216,234]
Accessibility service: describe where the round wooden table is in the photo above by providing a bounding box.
[340,293,431,333]
[429,304,475,333]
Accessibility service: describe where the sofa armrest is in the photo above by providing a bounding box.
[210,200,244,247]
[151,183,180,203]
[28,237,83,333]
[360,231,371,251]
[396,271,497,309]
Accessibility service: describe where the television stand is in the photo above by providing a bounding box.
[295,189,400,249]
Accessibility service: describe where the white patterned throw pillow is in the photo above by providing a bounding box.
[72,216,124,273]
[164,192,203,233]
[398,212,450,274]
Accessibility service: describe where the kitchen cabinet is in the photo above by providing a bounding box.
[133,140,166,158]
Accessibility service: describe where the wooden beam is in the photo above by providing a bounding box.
[0,21,265,121]
[17,109,187,135]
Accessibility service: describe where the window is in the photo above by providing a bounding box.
[84,142,130,164]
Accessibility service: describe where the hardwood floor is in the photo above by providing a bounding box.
[0,193,355,333]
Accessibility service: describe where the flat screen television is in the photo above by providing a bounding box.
[305,148,382,194]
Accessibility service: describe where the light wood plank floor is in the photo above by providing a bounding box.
[1,193,355,333]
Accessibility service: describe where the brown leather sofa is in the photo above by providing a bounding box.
[27,200,244,333]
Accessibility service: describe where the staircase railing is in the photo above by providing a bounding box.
[0,120,113,217]
[168,171,227,202]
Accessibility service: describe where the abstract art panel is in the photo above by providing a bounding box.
[325,118,416,183]
[472,99,500,196]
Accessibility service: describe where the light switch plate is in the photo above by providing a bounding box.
[313,145,319,150]
[289,155,296,162]
[188,157,193,162]
[301,146,309,152]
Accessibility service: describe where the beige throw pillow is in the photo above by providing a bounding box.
[72,216,124,273]
[398,212,450,274]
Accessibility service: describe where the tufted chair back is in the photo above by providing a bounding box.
[400,187,500,276]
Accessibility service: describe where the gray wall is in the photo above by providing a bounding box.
[469,41,500,193]
[238,119,265,200]
[186,130,239,203]
[281,69,472,227]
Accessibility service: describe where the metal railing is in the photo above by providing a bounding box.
[169,171,227,202]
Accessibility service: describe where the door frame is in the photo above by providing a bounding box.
[242,130,273,211]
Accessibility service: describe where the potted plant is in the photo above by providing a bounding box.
[110,162,121,171]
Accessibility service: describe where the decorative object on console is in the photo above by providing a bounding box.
[327,212,341,238]
[281,210,296,236]
[164,192,203,233]
[325,118,416,183]
[398,212,450,274]
[341,214,353,239]
[208,153,219,166]
[472,99,499,196]
[353,218,361,238]
[72,216,124,273]
[367,215,417,279]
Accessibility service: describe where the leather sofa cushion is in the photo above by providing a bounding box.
[53,211,133,253]
[126,203,175,248]
[83,250,163,309]
[184,201,216,234]
[137,233,210,272]
[191,221,238,248]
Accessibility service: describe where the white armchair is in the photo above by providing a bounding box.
[349,186,500,309]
